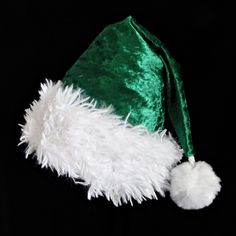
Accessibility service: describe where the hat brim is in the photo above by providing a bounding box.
[20,80,183,206]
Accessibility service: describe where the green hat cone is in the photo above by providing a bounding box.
[20,16,221,209]
[63,16,194,157]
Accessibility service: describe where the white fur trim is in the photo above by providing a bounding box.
[20,80,183,206]
[170,158,221,209]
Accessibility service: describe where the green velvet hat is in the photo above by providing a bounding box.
[20,16,221,209]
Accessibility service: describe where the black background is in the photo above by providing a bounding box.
[2,1,234,235]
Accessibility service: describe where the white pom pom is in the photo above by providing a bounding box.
[170,156,221,210]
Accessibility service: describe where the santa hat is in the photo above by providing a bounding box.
[20,16,221,209]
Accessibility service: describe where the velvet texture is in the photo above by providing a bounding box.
[63,16,194,157]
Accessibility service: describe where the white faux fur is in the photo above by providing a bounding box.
[20,80,183,206]
[170,157,221,209]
